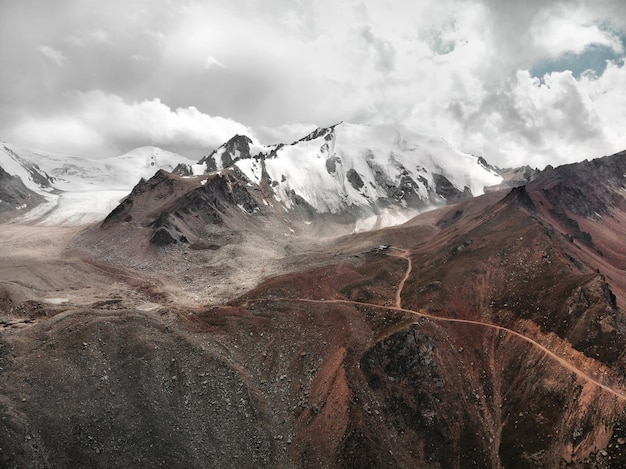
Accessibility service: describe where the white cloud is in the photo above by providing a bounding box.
[78,91,254,151]
[144,29,165,43]
[578,60,626,151]
[278,9,304,32]
[8,117,105,156]
[63,35,83,47]
[256,122,319,145]
[359,26,396,74]
[444,65,626,168]
[533,17,623,57]
[38,45,67,67]
[3,0,626,168]
[63,29,112,47]
[204,56,225,70]
[88,29,111,43]
[8,91,254,158]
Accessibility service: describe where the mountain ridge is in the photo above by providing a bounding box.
[2,123,540,230]
[89,122,520,254]
[177,122,505,214]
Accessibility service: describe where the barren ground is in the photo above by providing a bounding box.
[0,224,165,316]
[3,183,626,467]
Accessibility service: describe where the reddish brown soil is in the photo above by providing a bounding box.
[3,154,626,467]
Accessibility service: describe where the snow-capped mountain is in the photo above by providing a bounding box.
[179,122,503,215]
[0,144,195,225]
[97,123,516,248]
[2,123,512,229]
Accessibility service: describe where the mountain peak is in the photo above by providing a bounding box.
[115,146,184,160]
[194,122,506,218]
[123,122,507,240]
[296,122,343,143]
[198,134,259,172]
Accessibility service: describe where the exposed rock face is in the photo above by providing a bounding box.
[479,156,540,191]
[0,165,45,215]
[171,162,193,176]
[198,134,257,172]
[150,226,178,245]
[433,173,472,202]
[346,168,364,190]
[99,168,261,248]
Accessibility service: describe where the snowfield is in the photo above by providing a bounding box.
[13,190,131,226]
[0,144,195,225]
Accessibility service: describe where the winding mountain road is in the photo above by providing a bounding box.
[248,247,626,402]
[388,248,626,401]
[389,247,412,308]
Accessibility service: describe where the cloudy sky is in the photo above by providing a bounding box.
[1,0,626,168]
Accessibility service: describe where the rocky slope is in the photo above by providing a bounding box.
[1,149,626,467]
[0,165,45,218]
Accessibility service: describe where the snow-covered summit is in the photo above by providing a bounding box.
[196,135,269,173]
[1,122,506,228]
[195,122,503,215]
[96,123,508,246]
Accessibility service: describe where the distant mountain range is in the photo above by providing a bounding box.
[1,123,535,229]
[0,143,195,224]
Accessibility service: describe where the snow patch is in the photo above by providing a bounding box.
[137,302,161,312]
[352,206,424,233]
[44,298,69,304]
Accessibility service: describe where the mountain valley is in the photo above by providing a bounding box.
[1,127,626,467]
